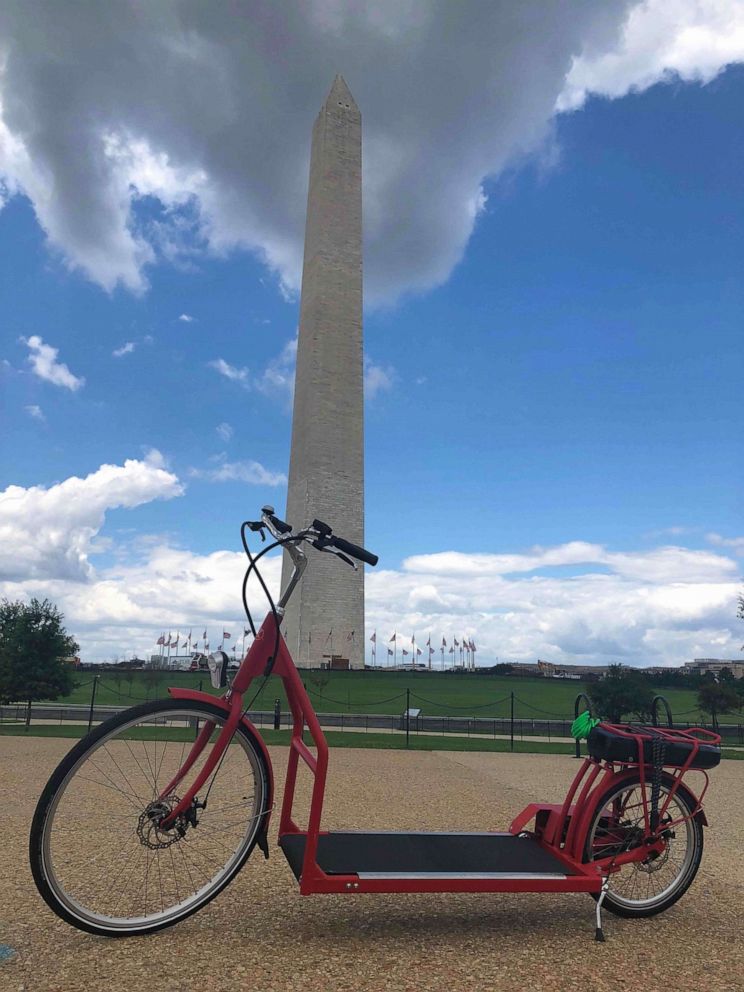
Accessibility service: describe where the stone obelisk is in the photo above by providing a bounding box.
[281,75,365,669]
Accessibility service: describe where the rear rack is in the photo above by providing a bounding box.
[590,722,721,770]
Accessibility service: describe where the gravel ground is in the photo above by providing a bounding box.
[1,736,742,992]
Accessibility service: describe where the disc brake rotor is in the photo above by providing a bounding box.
[136,795,186,850]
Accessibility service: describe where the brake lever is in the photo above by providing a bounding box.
[335,550,357,570]
[311,538,358,570]
[246,521,266,542]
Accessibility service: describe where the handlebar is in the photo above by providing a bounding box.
[256,506,377,566]
[328,535,378,567]
[310,517,378,566]
[242,506,378,619]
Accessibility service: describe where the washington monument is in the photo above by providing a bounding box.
[281,75,365,669]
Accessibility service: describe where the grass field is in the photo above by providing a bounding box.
[45,668,742,721]
[1,721,742,757]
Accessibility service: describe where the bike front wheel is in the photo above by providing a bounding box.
[30,698,271,936]
[583,772,704,918]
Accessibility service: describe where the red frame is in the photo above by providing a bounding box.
[160,613,718,897]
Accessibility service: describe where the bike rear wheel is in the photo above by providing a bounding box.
[30,698,270,936]
[583,772,703,918]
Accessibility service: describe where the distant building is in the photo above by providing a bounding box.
[149,652,205,671]
[683,659,744,679]
[536,660,609,679]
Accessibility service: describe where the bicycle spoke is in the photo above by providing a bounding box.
[587,779,698,913]
[37,704,267,932]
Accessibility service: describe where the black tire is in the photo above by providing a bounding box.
[30,697,271,937]
[583,771,704,918]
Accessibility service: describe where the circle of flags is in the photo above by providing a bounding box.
[368,631,477,669]
[153,626,255,669]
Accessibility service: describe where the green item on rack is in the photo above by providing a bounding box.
[571,711,599,740]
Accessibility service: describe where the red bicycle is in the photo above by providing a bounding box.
[30,506,721,938]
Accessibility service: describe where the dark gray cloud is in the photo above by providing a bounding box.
[0,1,629,299]
[1,2,740,302]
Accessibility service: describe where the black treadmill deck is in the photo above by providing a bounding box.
[279,831,576,880]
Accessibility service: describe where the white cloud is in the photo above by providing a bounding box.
[178,313,194,323]
[0,524,740,665]
[364,356,396,400]
[112,341,135,358]
[2,3,742,302]
[254,337,297,403]
[559,0,744,111]
[366,540,743,668]
[0,451,183,582]
[403,541,738,584]
[0,539,283,663]
[707,532,744,556]
[209,338,297,405]
[0,459,738,662]
[208,357,250,385]
[20,335,84,391]
[25,403,44,421]
[216,422,233,442]
[190,459,287,487]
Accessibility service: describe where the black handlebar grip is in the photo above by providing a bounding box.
[331,536,379,567]
[268,513,292,534]
[312,518,332,537]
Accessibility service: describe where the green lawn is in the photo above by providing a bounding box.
[45,668,740,722]
[1,722,742,758]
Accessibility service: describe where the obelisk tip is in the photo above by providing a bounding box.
[323,74,358,113]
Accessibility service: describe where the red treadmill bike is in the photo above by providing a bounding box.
[30,506,721,938]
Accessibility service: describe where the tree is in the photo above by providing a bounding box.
[697,680,739,731]
[0,598,78,728]
[588,663,654,723]
[306,668,330,697]
[142,665,162,697]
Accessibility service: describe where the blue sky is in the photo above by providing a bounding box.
[1,2,743,665]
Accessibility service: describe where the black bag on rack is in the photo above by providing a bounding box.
[587,724,720,769]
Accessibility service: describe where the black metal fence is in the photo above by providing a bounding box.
[2,690,742,748]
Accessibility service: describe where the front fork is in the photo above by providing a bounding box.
[157,690,245,830]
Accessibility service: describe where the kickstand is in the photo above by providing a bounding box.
[595,877,609,942]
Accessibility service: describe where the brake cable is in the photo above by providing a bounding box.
[200,526,306,808]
